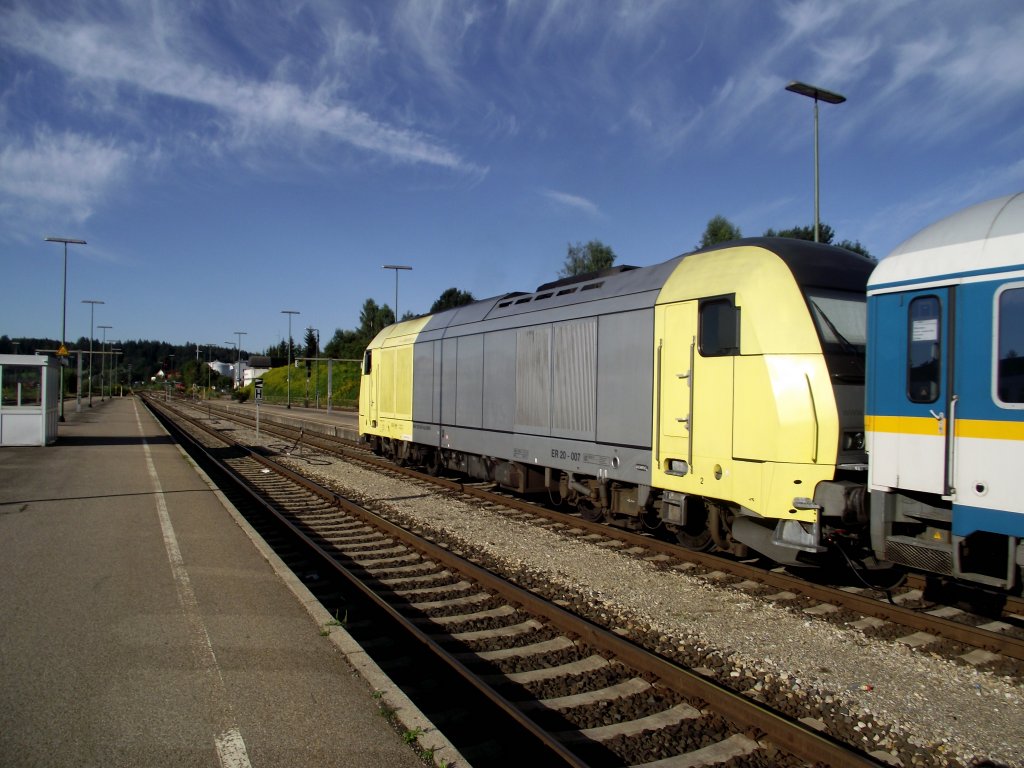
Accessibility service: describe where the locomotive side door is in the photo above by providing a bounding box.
[655,301,697,478]
[655,298,738,489]
[359,348,378,431]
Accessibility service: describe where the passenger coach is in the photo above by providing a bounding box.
[866,192,1024,589]
[360,239,875,566]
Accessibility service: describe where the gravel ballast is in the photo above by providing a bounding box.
[245,429,1024,766]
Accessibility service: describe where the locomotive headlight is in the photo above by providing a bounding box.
[842,431,865,451]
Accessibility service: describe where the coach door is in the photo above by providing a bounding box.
[897,288,954,495]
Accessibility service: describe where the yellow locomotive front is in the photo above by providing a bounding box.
[652,240,874,564]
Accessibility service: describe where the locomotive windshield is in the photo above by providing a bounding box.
[805,288,866,382]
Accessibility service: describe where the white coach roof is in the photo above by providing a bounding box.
[869,192,1024,293]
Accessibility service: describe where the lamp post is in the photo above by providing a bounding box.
[45,236,87,421]
[110,347,121,397]
[281,310,300,408]
[233,331,247,389]
[81,299,104,407]
[784,81,846,243]
[98,324,112,400]
[382,265,412,324]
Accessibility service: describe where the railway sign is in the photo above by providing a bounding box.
[254,378,263,401]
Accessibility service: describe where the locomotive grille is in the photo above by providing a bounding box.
[884,536,953,575]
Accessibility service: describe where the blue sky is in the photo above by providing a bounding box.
[2,1,1023,354]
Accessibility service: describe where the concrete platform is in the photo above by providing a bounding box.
[0,396,458,767]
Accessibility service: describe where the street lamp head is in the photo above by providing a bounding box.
[785,80,846,104]
[45,236,88,245]
[382,265,412,271]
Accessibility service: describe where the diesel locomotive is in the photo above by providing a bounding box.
[359,192,1024,591]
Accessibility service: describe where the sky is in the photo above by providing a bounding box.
[2,0,1023,355]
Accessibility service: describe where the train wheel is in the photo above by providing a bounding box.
[577,498,606,522]
[424,449,441,476]
[673,503,714,551]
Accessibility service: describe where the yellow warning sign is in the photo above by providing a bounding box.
[57,344,68,357]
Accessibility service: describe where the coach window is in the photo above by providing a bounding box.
[996,285,1024,404]
[699,298,740,356]
[907,296,941,403]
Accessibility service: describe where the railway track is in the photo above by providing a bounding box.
[178,397,1024,675]
[145,394,888,767]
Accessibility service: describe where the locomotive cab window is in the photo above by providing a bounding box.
[699,298,739,356]
[996,284,1024,405]
[907,295,941,403]
[362,350,372,375]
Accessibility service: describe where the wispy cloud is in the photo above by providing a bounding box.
[0,4,482,174]
[0,130,133,224]
[542,189,600,217]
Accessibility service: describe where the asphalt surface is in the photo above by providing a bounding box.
[0,396,438,768]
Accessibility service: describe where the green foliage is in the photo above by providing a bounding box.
[764,223,835,243]
[244,356,361,407]
[429,287,475,313]
[304,327,318,356]
[323,329,366,362]
[697,214,742,249]
[833,239,873,258]
[266,337,296,362]
[763,222,873,259]
[560,239,616,277]
[359,299,394,336]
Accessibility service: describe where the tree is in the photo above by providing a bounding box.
[833,238,872,259]
[358,299,394,336]
[323,328,366,361]
[764,223,835,243]
[430,287,475,314]
[560,240,616,277]
[303,327,318,359]
[763,222,872,259]
[697,215,742,249]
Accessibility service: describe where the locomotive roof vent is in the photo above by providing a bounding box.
[535,264,638,293]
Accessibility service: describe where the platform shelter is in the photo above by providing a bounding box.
[0,354,60,446]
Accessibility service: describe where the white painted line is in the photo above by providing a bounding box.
[215,728,252,768]
[133,400,252,768]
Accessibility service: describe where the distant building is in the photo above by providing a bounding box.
[208,361,233,378]
[242,367,269,387]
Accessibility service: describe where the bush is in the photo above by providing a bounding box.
[233,388,250,403]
